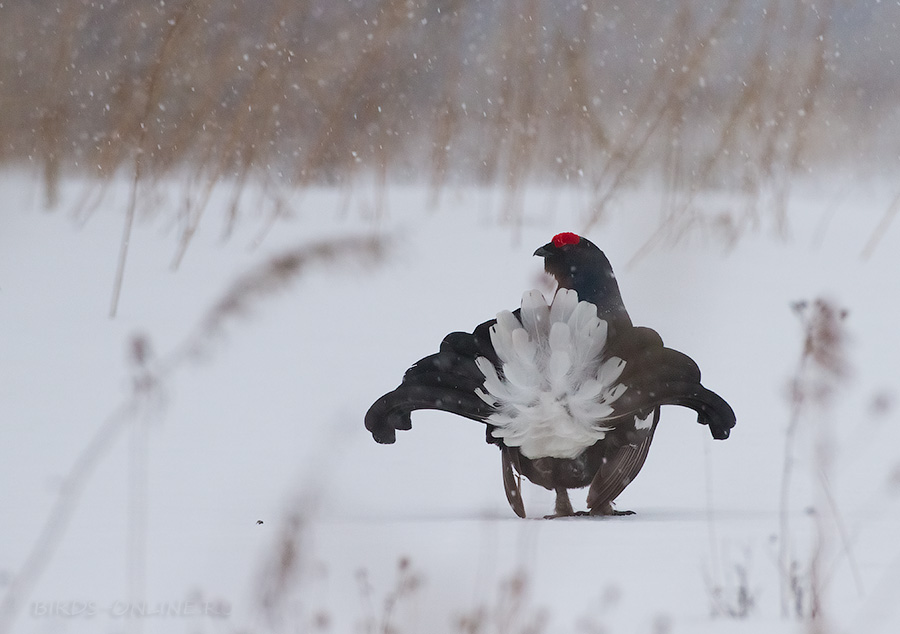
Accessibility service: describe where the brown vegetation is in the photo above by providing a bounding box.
[2,0,894,215]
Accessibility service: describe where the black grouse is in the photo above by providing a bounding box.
[365,232,735,518]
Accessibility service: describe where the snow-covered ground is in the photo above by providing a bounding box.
[2,173,899,633]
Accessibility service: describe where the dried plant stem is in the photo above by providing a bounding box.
[0,401,136,634]
[127,404,151,634]
[778,352,807,617]
[779,299,852,623]
[861,189,900,260]
[816,467,863,597]
[0,236,386,634]
[108,0,198,317]
[109,177,138,318]
[4,0,874,260]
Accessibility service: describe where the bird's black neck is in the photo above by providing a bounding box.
[574,278,631,329]
[557,258,633,334]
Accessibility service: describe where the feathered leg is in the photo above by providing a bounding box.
[542,488,577,519]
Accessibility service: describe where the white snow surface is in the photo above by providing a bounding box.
[477,288,626,460]
[2,174,900,634]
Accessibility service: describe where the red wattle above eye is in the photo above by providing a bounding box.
[552,232,581,248]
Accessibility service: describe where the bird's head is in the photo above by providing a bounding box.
[534,232,632,328]
[534,232,607,288]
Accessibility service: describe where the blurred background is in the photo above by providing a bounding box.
[4,3,900,633]
[2,0,898,230]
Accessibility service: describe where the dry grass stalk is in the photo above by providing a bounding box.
[258,511,310,629]
[455,571,547,634]
[351,558,424,634]
[705,550,758,619]
[861,188,900,260]
[0,236,387,634]
[181,236,385,362]
[2,1,883,232]
[380,557,424,634]
[109,0,207,317]
[778,298,852,624]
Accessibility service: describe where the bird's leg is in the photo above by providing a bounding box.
[543,488,577,519]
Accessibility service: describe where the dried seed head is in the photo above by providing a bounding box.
[129,333,151,367]
[789,297,851,409]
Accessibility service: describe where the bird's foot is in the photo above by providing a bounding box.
[542,510,589,519]
[589,502,635,517]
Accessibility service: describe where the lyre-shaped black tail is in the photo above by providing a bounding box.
[609,327,736,440]
[365,320,499,444]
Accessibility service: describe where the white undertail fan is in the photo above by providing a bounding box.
[475,289,629,459]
